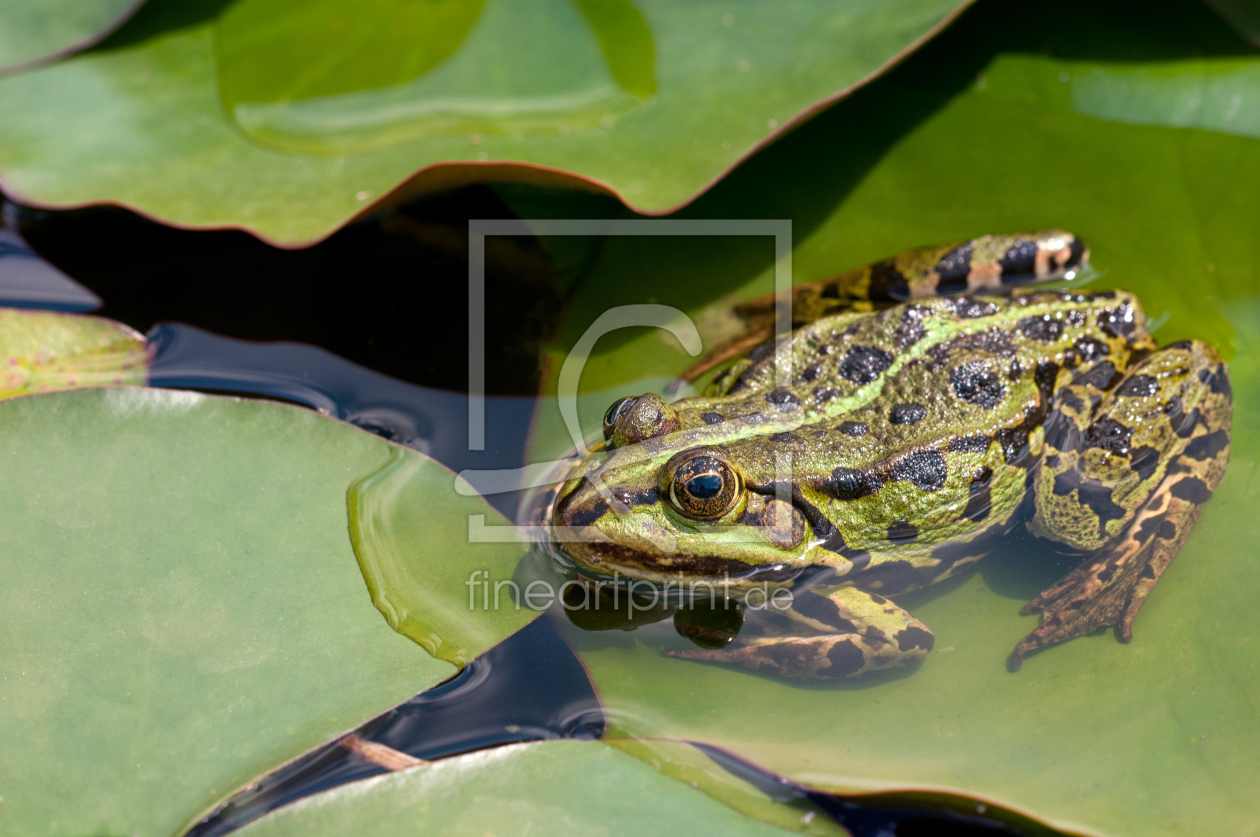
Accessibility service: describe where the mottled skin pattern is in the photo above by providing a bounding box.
[552,235,1231,680]
[682,230,1087,382]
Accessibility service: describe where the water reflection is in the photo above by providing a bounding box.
[0,224,101,311]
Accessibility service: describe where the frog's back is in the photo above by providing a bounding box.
[678,291,1149,440]
[657,292,1154,590]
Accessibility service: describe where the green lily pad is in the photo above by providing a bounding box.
[0,0,969,244]
[525,2,1260,835]
[979,52,1260,140]
[0,387,528,836]
[0,306,148,399]
[233,740,817,837]
[349,445,539,666]
[0,0,142,74]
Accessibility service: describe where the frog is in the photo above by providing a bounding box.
[549,231,1233,680]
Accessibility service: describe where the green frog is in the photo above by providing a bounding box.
[550,231,1233,679]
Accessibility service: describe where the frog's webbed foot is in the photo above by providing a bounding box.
[663,586,933,680]
[1011,474,1214,669]
[1013,341,1232,670]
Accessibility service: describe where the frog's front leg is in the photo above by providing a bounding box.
[663,586,933,680]
[1012,340,1232,669]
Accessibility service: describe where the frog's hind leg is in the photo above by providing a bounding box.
[1012,341,1232,669]
[663,586,933,680]
[679,231,1088,384]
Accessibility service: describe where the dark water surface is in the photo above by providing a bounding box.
[146,322,537,518]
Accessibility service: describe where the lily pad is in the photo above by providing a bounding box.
[0,0,142,74]
[0,306,147,398]
[349,445,539,666]
[0,0,970,244]
[525,1,1260,835]
[233,740,816,837]
[0,387,528,836]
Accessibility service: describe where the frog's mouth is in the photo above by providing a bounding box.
[553,539,804,592]
[548,471,809,586]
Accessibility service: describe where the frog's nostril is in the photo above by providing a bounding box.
[608,392,681,448]
[602,396,637,441]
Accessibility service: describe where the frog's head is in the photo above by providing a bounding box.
[552,395,817,583]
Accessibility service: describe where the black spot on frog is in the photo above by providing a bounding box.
[950,360,1005,408]
[1018,314,1064,342]
[837,421,868,437]
[765,388,801,409]
[1086,416,1133,455]
[890,449,948,492]
[838,345,893,385]
[1116,374,1158,398]
[889,403,928,425]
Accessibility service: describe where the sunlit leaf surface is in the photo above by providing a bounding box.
[0,388,521,836]
[523,2,1260,834]
[0,307,147,398]
[233,740,812,837]
[0,0,141,73]
[0,0,970,244]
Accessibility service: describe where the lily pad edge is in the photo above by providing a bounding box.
[0,0,976,248]
[0,0,149,78]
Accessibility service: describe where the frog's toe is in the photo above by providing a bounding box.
[1011,457,1226,670]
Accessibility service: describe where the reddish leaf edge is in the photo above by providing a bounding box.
[0,0,151,79]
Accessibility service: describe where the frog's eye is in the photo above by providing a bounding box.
[666,452,742,521]
[602,397,637,441]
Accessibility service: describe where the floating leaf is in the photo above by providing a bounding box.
[217,0,488,105]
[524,2,1260,834]
[0,0,971,244]
[0,306,147,398]
[979,53,1260,140]
[604,739,845,836]
[0,387,524,836]
[233,740,818,837]
[349,445,539,666]
[0,0,142,74]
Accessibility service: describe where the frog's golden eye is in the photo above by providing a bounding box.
[602,397,637,441]
[666,451,742,521]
